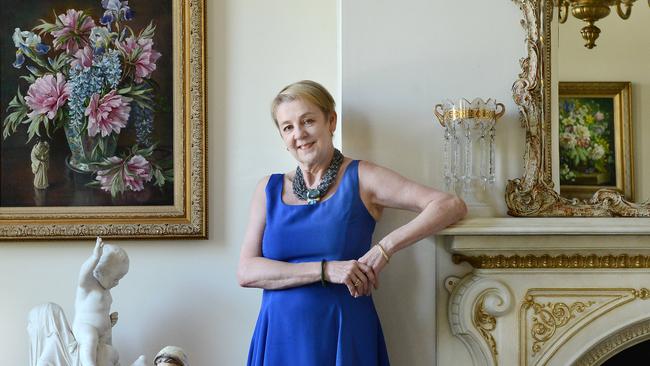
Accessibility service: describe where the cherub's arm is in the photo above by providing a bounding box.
[78,237,104,288]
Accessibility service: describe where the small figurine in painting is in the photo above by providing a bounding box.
[154,346,189,366]
[72,237,130,366]
[31,140,50,189]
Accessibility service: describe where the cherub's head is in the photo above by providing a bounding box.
[93,244,129,289]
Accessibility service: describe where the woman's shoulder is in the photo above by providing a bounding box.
[356,159,409,193]
[257,175,273,186]
[252,175,273,196]
[249,175,276,206]
[357,159,391,178]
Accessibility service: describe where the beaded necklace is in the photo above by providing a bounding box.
[292,148,344,204]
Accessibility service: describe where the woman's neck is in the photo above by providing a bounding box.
[298,149,335,188]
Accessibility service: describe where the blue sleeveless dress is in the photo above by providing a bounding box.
[247,160,390,366]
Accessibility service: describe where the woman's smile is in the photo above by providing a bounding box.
[297,142,315,150]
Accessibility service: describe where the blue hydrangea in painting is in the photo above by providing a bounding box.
[2,0,172,197]
[559,98,615,185]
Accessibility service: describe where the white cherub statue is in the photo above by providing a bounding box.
[73,237,129,366]
[27,238,146,366]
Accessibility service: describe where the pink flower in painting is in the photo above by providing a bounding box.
[25,73,69,120]
[95,155,152,192]
[51,9,96,54]
[119,36,161,83]
[594,111,605,121]
[96,156,124,192]
[123,155,153,191]
[85,90,132,137]
[71,45,94,69]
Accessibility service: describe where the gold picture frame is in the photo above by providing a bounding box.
[0,0,207,240]
[558,82,633,201]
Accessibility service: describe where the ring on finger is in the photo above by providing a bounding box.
[353,279,361,287]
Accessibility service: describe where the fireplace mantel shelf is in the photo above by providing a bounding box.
[438,217,650,258]
[438,217,650,236]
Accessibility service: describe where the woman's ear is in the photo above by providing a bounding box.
[328,111,338,135]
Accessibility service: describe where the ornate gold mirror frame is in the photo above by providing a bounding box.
[505,0,650,216]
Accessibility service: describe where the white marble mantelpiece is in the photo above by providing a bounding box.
[440,218,650,236]
[434,218,650,366]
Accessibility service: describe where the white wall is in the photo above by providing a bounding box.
[1,1,529,365]
[557,9,650,201]
[341,1,524,365]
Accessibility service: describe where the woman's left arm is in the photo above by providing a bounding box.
[357,161,467,289]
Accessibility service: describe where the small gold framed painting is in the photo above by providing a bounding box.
[558,82,633,201]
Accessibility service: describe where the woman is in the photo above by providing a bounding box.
[238,80,467,365]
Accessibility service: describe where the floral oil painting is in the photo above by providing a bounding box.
[0,0,208,240]
[558,82,633,200]
[1,0,173,206]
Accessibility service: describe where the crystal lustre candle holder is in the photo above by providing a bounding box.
[434,98,505,198]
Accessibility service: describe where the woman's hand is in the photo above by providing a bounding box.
[358,245,389,290]
[325,260,376,297]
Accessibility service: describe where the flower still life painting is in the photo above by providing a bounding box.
[0,0,207,240]
[558,82,633,200]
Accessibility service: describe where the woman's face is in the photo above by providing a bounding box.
[276,99,336,167]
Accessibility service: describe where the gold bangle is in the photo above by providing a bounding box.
[375,243,390,263]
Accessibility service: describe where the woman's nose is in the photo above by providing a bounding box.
[294,125,308,139]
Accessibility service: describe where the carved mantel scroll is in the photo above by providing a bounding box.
[505,0,650,216]
[448,274,513,366]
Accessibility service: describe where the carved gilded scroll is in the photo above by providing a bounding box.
[449,275,513,366]
[474,295,499,365]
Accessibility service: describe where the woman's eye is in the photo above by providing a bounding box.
[283,126,292,132]
[304,119,314,125]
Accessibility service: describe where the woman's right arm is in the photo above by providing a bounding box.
[237,177,374,296]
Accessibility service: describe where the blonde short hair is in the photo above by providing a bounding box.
[271,80,336,126]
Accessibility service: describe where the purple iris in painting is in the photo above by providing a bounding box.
[12,51,25,68]
[100,10,115,25]
[101,0,133,23]
[102,0,122,11]
[34,43,50,54]
[11,28,50,68]
[122,7,134,21]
